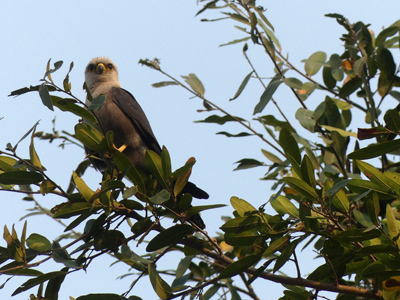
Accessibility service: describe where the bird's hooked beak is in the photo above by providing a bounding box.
[96,63,106,75]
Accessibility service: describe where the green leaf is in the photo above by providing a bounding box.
[389,90,400,102]
[0,155,18,172]
[225,231,264,246]
[152,81,179,88]
[321,125,356,137]
[88,95,106,111]
[323,66,337,89]
[230,71,254,100]
[161,147,172,180]
[52,202,93,218]
[378,48,396,80]
[29,126,43,171]
[283,77,303,89]
[51,96,96,123]
[386,204,400,247]
[187,204,226,215]
[219,254,260,279]
[295,108,316,133]
[376,26,400,47]
[303,51,327,75]
[348,178,392,196]
[332,68,344,82]
[219,36,251,47]
[72,171,94,201]
[263,235,290,257]
[384,109,400,132]
[182,73,205,96]
[202,284,221,300]
[324,180,349,213]
[44,267,68,300]
[12,271,67,296]
[220,216,265,233]
[234,158,264,170]
[222,12,250,25]
[174,157,195,196]
[75,123,106,152]
[334,228,381,242]
[279,127,301,166]
[367,193,380,226]
[270,195,299,218]
[26,234,51,252]
[149,189,171,204]
[112,150,145,187]
[339,77,362,98]
[13,120,40,152]
[146,225,194,252]
[261,149,282,163]
[348,139,400,160]
[195,114,245,125]
[145,150,168,189]
[217,131,252,138]
[353,209,374,228]
[301,155,316,187]
[230,196,257,217]
[0,171,44,185]
[38,83,54,111]
[148,263,173,300]
[253,78,282,114]
[356,160,392,190]
[283,177,319,201]
[274,240,298,272]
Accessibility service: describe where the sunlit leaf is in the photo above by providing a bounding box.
[270,195,299,218]
[148,263,173,300]
[26,233,51,252]
[321,125,356,137]
[303,51,327,76]
[230,196,257,217]
[174,157,195,197]
[182,73,205,97]
[283,177,319,201]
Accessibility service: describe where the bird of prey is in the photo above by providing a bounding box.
[84,57,208,228]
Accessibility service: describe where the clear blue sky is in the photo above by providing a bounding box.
[1,1,399,299]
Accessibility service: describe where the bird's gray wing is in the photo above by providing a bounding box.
[110,87,162,154]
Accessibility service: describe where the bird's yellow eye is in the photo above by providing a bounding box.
[108,64,113,70]
[88,64,95,72]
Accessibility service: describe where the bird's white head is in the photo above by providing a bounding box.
[84,57,121,95]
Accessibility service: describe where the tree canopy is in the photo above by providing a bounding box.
[2,1,400,299]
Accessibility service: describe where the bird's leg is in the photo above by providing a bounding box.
[114,144,127,153]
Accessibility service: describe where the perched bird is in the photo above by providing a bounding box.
[84,57,208,228]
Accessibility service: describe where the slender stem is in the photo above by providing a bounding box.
[157,68,286,157]
[242,50,294,130]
